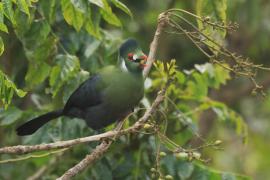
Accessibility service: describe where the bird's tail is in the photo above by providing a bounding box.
[16,109,63,136]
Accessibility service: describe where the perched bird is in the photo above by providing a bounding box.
[16,39,147,136]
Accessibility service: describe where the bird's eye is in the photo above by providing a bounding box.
[128,53,133,61]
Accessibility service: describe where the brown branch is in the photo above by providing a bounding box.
[143,12,169,77]
[56,140,111,180]
[56,120,126,180]
[0,131,117,154]
[0,86,167,153]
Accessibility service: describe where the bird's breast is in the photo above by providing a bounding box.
[103,72,144,112]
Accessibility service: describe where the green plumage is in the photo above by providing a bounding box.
[16,39,147,136]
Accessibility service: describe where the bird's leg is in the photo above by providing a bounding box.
[100,136,115,143]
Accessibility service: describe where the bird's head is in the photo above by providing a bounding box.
[119,39,148,73]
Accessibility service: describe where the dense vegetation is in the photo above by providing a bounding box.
[1,0,270,179]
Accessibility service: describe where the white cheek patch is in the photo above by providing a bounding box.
[121,60,128,72]
[133,54,138,60]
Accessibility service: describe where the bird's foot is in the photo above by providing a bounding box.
[100,136,115,143]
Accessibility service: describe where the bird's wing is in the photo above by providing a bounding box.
[63,75,106,112]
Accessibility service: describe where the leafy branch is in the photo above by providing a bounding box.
[163,8,270,95]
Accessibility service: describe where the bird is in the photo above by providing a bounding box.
[16,39,147,136]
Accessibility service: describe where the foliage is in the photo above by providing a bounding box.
[0,0,270,179]
[0,70,26,109]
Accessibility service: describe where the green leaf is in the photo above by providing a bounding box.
[25,35,58,63]
[17,19,51,50]
[25,62,51,87]
[111,0,132,17]
[84,40,101,57]
[39,0,57,24]
[100,0,121,27]
[0,70,27,109]
[210,100,248,143]
[49,55,80,97]
[0,3,9,33]
[191,163,251,180]
[84,6,102,39]
[16,0,30,16]
[88,0,104,8]
[186,72,208,99]
[0,36,4,56]
[71,0,87,13]
[196,0,227,54]
[3,0,16,25]
[195,63,230,89]
[0,107,23,126]
[13,7,32,37]
[61,0,84,31]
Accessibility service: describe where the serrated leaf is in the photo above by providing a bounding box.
[16,0,30,16]
[100,0,121,27]
[25,62,51,87]
[61,0,84,31]
[195,63,230,89]
[214,64,230,85]
[49,55,80,97]
[0,3,9,33]
[111,0,132,17]
[191,72,208,99]
[0,107,23,126]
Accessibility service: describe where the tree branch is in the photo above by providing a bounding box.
[56,140,111,180]
[0,86,167,154]
[143,12,169,77]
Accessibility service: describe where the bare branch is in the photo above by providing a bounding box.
[143,12,169,77]
[56,140,111,180]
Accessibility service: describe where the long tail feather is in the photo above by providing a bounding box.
[16,109,63,136]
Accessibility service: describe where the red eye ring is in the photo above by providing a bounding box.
[128,53,133,61]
